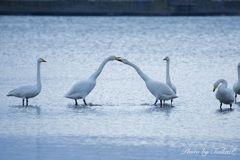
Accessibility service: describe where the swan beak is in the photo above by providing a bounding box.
[115,57,124,62]
[163,57,167,61]
[42,59,47,62]
[213,86,216,92]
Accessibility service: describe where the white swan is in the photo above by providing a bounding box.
[233,62,240,102]
[213,79,234,109]
[65,56,119,105]
[7,58,47,106]
[118,58,177,106]
[164,56,176,104]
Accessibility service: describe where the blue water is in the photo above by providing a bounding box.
[0,16,240,160]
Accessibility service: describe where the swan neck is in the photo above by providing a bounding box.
[238,66,240,82]
[166,61,172,85]
[37,61,41,88]
[126,61,150,82]
[90,58,110,80]
[216,79,227,88]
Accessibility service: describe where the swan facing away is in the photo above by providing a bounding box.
[7,58,47,106]
[65,56,119,105]
[163,56,176,104]
[233,62,240,102]
[118,58,177,106]
[213,79,234,109]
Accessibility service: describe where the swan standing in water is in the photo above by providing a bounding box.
[233,62,240,102]
[7,58,47,106]
[65,56,119,105]
[213,79,234,110]
[118,58,177,106]
[163,56,176,104]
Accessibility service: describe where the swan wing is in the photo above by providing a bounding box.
[216,87,234,104]
[7,85,40,98]
[233,82,240,94]
[146,80,177,100]
[65,79,96,99]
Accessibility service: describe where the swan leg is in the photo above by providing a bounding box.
[75,99,78,106]
[230,104,232,110]
[160,100,163,107]
[171,99,173,105]
[83,99,87,105]
[220,102,222,110]
[26,98,28,106]
[22,99,24,106]
[154,100,158,105]
[235,94,237,102]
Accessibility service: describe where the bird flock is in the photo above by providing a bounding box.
[7,57,240,110]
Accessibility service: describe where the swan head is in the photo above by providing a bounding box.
[163,56,169,61]
[107,56,121,61]
[116,58,129,64]
[38,58,47,63]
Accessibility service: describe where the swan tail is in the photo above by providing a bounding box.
[7,90,15,96]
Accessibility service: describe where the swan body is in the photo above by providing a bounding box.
[119,58,177,106]
[7,58,46,106]
[163,56,176,104]
[213,79,234,109]
[65,56,119,105]
[233,62,240,102]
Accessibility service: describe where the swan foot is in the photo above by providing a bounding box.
[83,99,87,106]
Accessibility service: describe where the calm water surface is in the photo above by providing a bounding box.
[0,16,240,160]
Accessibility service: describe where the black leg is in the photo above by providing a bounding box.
[164,100,165,104]
[26,99,28,106]
[171,99,173,105]
[75,99,78,106]
[220,102,222,110]
[154,100,158,105]
[230,104,232,110]
[160,100,163,107]
[22,99,24,106]
[235,94,237,102]
[83,99,87,105]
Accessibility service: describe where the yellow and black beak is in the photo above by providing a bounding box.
[213,86,216,92]
[163,57,167,61]
[115,57,124,62]
[42,59,47,62]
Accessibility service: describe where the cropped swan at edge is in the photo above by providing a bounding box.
[233,62,240,102]
[213,79,234,109]
[118,58,177,106]
[65,56,119,105]
[7,58,47,106]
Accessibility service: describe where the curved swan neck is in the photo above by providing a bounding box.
[166,60,172,86]
[89,57,110,80]
[37,61,41,88]
[215,79,227,88]
[126,60,150,82]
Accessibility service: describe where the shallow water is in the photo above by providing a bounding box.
[0,16,240,160]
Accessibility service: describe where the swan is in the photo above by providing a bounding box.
[213,79,234,109]
[65,56,119,105]
[118,58,177,106]
[233,62,240,102]
[7,58,47,106]
[163,56,176,104]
